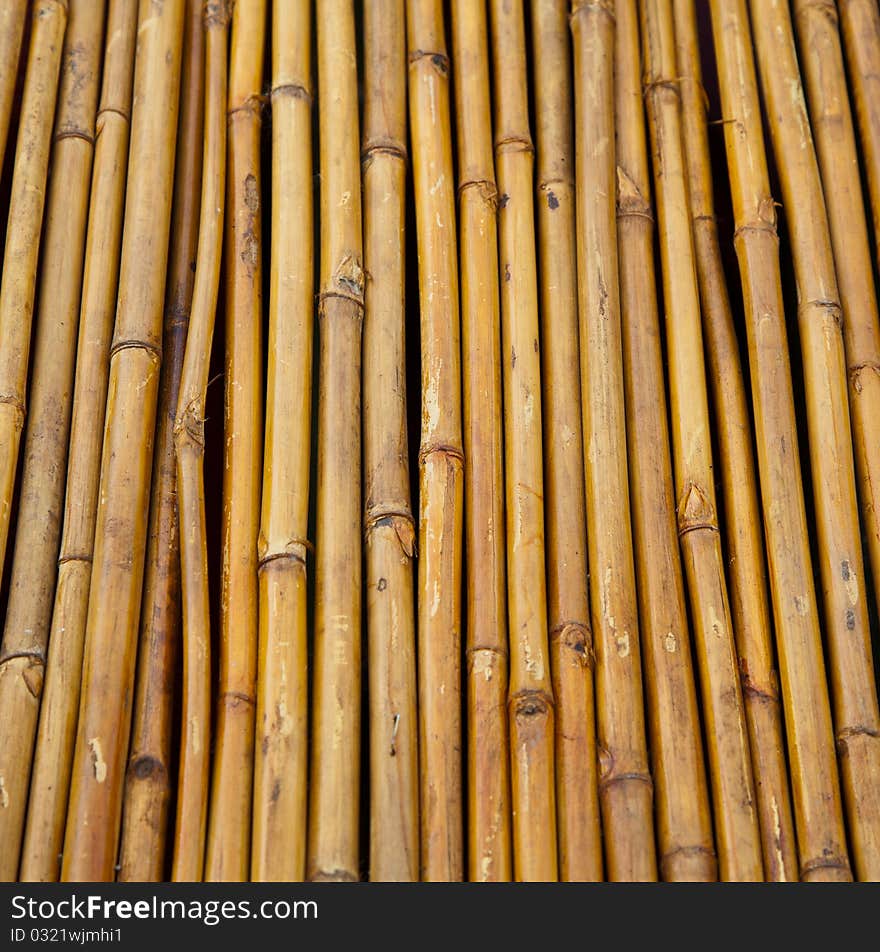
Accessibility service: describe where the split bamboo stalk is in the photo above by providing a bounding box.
[672,0,797,882]
[170,0,228,883]
[117,0,203,883]
[307,0,364,882]
[450,0,511,883]
[0,0,102,883]
[752,0,879,883]
[642,0,762,881]
[614,0,715,882]
[0,0,28,166]
[708,0,852,882]
[61,0,185,882]
[530,0,601,884]
[203,0,265,883]
[406,0,464,881]
[488,0,557,883]
[251,0,312,883]
[363,0,419,882]
[0,0,68,646]
[570,0,656,882]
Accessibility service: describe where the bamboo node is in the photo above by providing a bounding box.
[850,361,880,393]
[739,658,781,705]
[228,93,266,121]
[836,725,880,757]
[509,688,554,720]
[549,621,595,671]
[408,49,449,76]
[676,481,718,536]
[362,138,407,166]
[417,442,464,467]
[793,0,838,26]
[203,1,230,29]
[174,397,206,448]
[800,855,852,881]
[0,394,25,428]
[57,552,94,566]
[458,178,498,208]
[616,166,653,222]
[257,532,311,572]
[220,690,256,711]
[0,652,46,699]
[733,196,779,240]
[642,76,683,104]
[659,844,717,877]
[270,82,313,105]
[596,755,654,795]
[109,338,162,363]
[569,0,615,23]
[364,507,416,557]
[495,134,534,156]
[797,298,843,330]
[53,127,95,146]
[309,869,359,883]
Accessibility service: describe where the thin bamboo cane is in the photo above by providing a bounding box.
[307,0,363,882]
[406,0,464,881]
[251,0,312,883]
[0,0,101,883]
[642,0,762,881]
[0,0,27,166]
[708,0,852,882]
[117,0,203,883]
[570,0,656,882]
[614,0,715,882]
[530,0,601,884]
[450,0,511,883]
[0,0,68,646]
[487,0,557,884]
[672,0,798,882]
[752,0,879,883]
[794,0,880,881]
[61,0,185,882]
[363,0,419,883]
[170,0,228,883]
[203,0,265,884]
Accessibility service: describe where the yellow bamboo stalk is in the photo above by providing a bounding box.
[672,0,798,881]
[614,0,715,882]
[406,0,464,881]
[531,0,602,884]
[0,0,68,646]
[0,0,101,884]
[708,0,852,882]
[488,0,557,883]
[117,0,203,883]
[203,0,265,884]
[570,0,656,882]
[450,0,511,883]
[642,0,762,881]
[170,0,228,883]
[0,0,27,165]
[752,0,879,883]
[307,0,363,882]
[61,0,185,882]
[363,0,419,882]
[251,0,312,883]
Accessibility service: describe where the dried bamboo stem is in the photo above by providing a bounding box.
[708,0,851,882]
[363,0,419,883]
[570,0,656,881]
[614,0,715,882]
[531,0,601,884]
[307,0,364,882]
[0,0,102,883]
[642,0,762,881]
[117,0,203,883]
[406,0,464,881]
[61,0,185,882]
[203,0,265,883]
[251,0,312,883]
[170,0,228,883]
[752,0,878,882]
[0,0,28,165]
[488,0,557,883]
[672,0,797,882]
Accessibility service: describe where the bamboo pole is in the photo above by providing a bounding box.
[0,0,68,645]
[307,0,363,882]
[406,0,464,881]
[708,0,851,882]
[642,0,762,881]
[0,0,101,883]
[672,0,797,882]
[363,0,419,883]
[530,0,601,884]
[117,0,203,883]
[251,0,312,883]
[570,0,656,882]
[614,0,715,882]
[170,0,228,883]
[488,0,557,883]
[61,0,185,882]
[203,0,265,884]
[450,0,511,883]
[0,0,28,166]
[752,0,879,883]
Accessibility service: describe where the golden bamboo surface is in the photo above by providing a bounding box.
[708,0,851,882]
[615,0,715,883]
[0,0,28,165]
[363,0,419,883]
